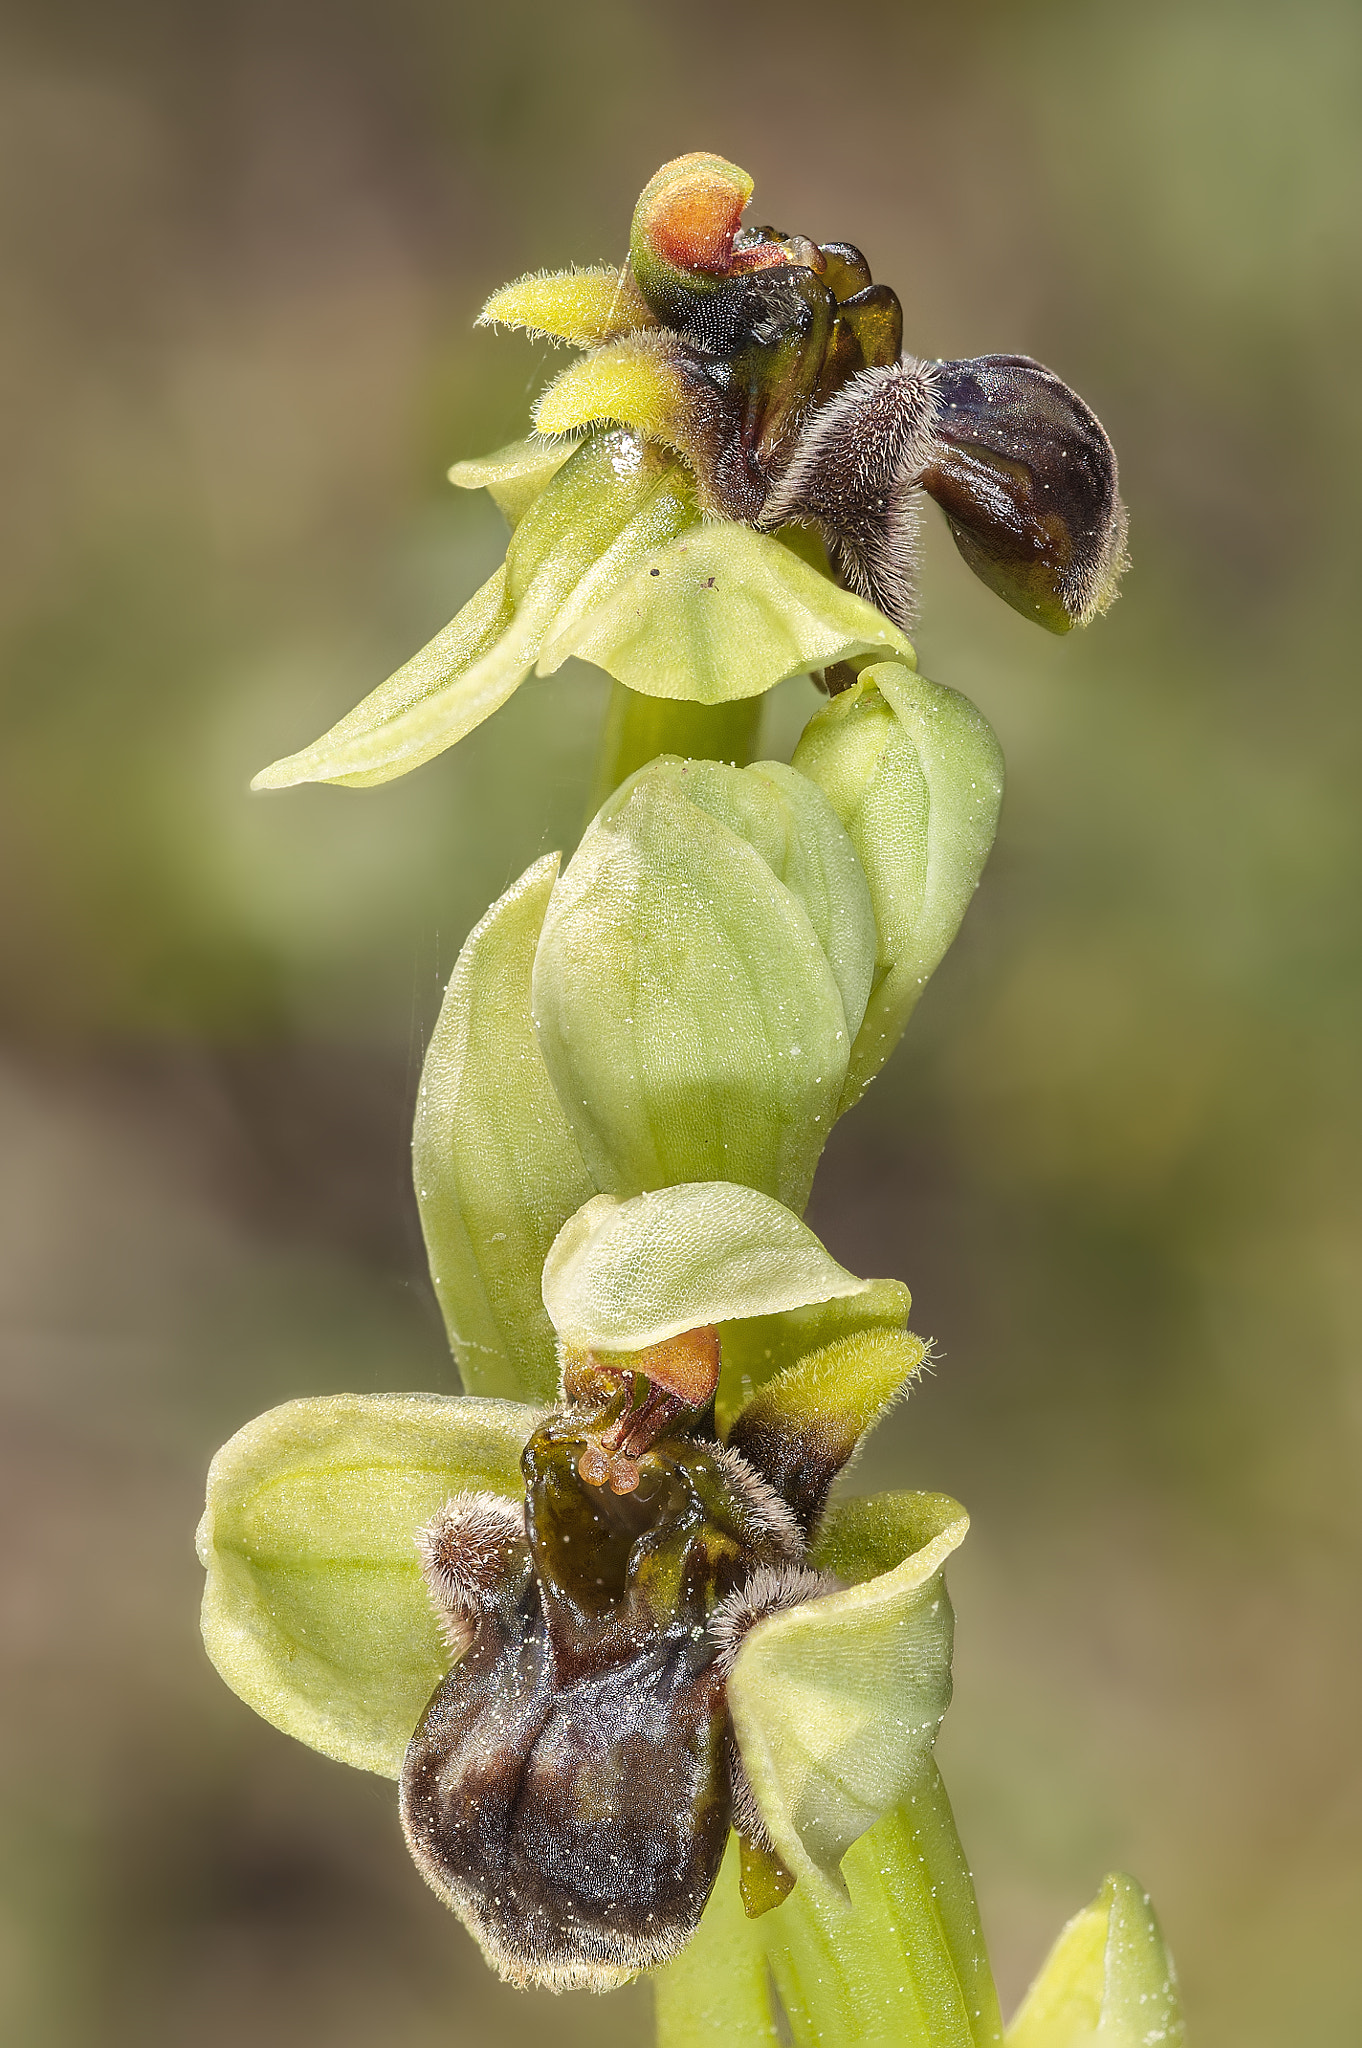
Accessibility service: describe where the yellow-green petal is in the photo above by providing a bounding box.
[727,1491,968,1899]
[197,1392,539,1778]
[792,662,1004,1109]
[541,1184,870,1352]
[479,265,655,346]
[1006,1873,1185,2048]
[538,520,915,704]
[716,1278,910,1434]
[414,855,595,1403]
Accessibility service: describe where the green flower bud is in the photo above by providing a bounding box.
[1007,1872,1185,2047]
[792,660,1005,1109]
[532,756,878,1210]
[413,854,595,1405]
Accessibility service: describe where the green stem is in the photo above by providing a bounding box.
[655,1766,1003,2048]
[589,681,764,814]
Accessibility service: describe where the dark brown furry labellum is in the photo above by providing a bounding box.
[398,1355,837,1988]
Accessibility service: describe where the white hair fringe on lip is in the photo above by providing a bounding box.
[708,1558,842,1680]
[711,1441,805,1560]
[759,354,943,632]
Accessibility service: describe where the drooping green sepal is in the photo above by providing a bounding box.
[541,1183,871,1352]
[532,756,875,1209]
[413,854,596,1403]
[1006,1873,1185,2047]
[252,424,914,792]
[252,430,699,789]
[792,661,1004,1109]
[539,520,914,704]
[197,1392,539,1777]
[727,1490,968,1900]
[657,1496,1002,2048]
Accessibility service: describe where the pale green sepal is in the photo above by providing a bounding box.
[541,1184,870,1352]
[197,1392,540,1778]
[727,1496,968,1901]
[448,435,582,528]
[532,758,853,1210]
[1006,1873,1184,2048]
[655,1771,1004,2048]
[251,563,515,789]
[539,519,915,703]
[251,430,697,790]
[717,1277,910,1435]
[792,663,1004,1110]
[414,855,596,1404]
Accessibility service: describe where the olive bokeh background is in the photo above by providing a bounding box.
[2,2,1358,2042]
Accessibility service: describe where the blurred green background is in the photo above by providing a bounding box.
[1,1,1358,2042]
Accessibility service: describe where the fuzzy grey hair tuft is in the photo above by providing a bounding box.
[712,1442,805,1560]
[709,1559,842,1681]
[761,355,943,631]
[416,1491,526,1654]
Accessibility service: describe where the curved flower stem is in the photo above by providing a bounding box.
[655,1763,1003,2047]
[588,681,764,813]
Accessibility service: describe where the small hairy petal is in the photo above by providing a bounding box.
[532,334,730,508]
[727,1327,927,1534]
[479,265,655,346]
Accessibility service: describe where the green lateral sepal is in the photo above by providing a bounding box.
[196,1392,540,1777]
[253,427,915,792]
[252,430,698,789]
[657,1493,1003,2048]
[538,519,914,702]
[728,1489,968,1901]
